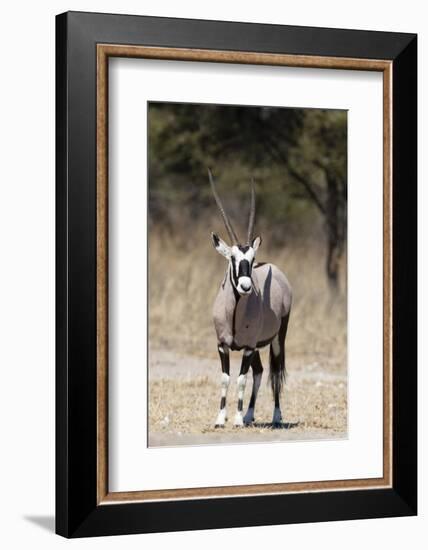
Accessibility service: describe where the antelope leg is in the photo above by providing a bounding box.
[215,344,230,428]
[243,351,263,425]
[234,348,254,427]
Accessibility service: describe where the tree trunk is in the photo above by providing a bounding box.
[326,235,341,290]
[325,175,344,291]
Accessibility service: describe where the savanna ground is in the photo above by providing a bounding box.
[148,222,347,447]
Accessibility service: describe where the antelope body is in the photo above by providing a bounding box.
[209,170,292,428]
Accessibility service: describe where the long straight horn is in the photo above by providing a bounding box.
[208,169,239,244]
[247,178,256,244]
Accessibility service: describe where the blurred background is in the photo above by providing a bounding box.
[147,102,348,444]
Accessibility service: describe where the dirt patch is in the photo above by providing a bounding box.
[148,348,347,447]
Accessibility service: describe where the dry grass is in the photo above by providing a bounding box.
[148,349,347,446]
[149,222,346,359]
[148,222,347,445]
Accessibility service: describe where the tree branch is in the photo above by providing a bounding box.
[263,137,327,217]
[286,165,327,217]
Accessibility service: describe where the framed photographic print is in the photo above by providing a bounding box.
[56,11,417,538]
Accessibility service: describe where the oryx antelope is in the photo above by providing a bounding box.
[209,170,292,428]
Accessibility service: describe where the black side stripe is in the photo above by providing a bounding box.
[231,269,240,338]
[230,335,275,351]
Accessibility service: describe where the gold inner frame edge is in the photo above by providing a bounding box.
[96,44,393,505]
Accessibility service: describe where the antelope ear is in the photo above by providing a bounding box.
[252,235,262,252]
[211,232,231,259]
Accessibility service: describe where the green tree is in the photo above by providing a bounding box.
[148,103,347,288]
[262,109,347,289]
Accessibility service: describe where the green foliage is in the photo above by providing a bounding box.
[148,102,347,260]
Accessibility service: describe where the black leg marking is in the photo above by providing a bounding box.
[218,344,230,375]
[235,348,254,424]
[248,351,263,410]
[240,348,255,376]
[243,351,264,426]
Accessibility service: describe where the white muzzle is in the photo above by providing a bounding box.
[237,276,252,295]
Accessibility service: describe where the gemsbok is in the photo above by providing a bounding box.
[209,170,292,428]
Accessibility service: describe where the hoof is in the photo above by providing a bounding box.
[272,407,282,427]
[243,408,255,426]
[234,414,244,428]
[271,422,282,429]
[215,411,227,427]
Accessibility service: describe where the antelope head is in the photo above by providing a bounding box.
[209,169,262,296]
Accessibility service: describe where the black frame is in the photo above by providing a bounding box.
[56,11,417,538]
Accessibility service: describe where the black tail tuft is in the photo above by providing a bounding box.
[268,314,289,398]
[268,346,286,397]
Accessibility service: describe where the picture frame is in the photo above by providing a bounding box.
[56,11,417,538]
